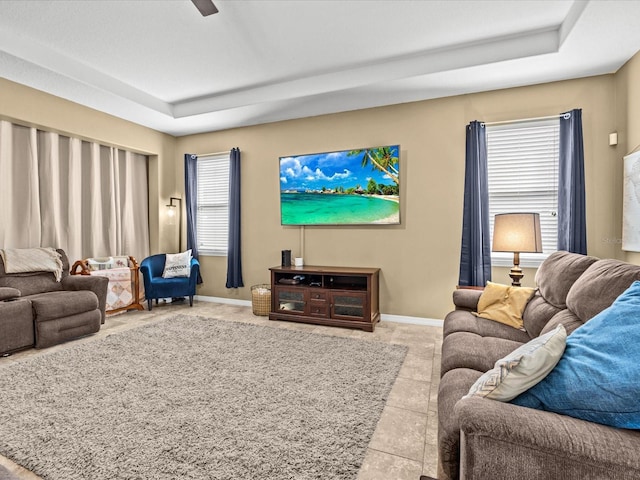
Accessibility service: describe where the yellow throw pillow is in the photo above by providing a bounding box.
[475,281,535,330]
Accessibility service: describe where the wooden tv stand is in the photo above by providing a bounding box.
[269,265,380,332]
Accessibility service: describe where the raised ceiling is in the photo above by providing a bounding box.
[1,0,639,136]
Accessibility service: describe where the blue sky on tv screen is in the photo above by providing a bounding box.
[279,146,399,192]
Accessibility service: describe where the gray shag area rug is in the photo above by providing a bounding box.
[0,315,407,480]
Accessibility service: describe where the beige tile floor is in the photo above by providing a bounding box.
[0,301,442,480]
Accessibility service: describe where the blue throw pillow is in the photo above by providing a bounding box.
[511,280,640,429]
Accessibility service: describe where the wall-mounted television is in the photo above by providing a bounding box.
[279,145,400,226]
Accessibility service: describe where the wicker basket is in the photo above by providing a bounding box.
[251,284,271,316]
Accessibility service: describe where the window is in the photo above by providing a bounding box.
[196,153,230,256]
[486,119,559,267]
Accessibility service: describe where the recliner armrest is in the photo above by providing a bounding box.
[455,396,640,479]
[0,287,20,302]
[452,288,483,311]
[62,275,109,324]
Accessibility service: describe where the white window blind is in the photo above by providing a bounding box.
[486,119,559,267]
[197,153,230,256]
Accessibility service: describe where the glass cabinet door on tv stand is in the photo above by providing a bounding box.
[275,287,307,314]
[269,265,380,332]
[330,291,367,320]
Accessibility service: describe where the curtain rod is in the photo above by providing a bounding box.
[482,112,570,127]
[195,150,229,157]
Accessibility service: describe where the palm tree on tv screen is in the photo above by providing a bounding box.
[348,146,399,186]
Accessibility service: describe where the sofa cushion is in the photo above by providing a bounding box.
[29,290,99,322]
[534,251,598,309]
[444,309,532,342]
[512,281,640,429]
[540,309,584,336]
[441,332,525,377]
[475,282,535,330]
[0,249,70,296]
[566,259,640,324]
[0,270,65,297]
[463,325,566,402]
[522,292,563,338]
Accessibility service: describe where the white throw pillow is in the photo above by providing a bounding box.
[162,250,192,278]
[463,324,567,402]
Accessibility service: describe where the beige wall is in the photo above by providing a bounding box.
[177,75,621,319]
[615,50,640,265]
[0,77,177,254]
[2,64,635,320]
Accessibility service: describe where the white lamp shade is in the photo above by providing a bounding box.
[492,213,543,253]
[166,205,176,225]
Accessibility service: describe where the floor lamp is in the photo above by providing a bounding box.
[166,197,182,252]
[492,213,542,287]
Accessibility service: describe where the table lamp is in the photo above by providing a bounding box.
[492,213,542,286]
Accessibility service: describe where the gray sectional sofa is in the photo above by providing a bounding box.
[438,251,640,480]
[0,249,108,353]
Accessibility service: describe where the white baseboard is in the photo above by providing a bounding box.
[194,295,252,307]
[194,295,444,327]
[381,314,444,327]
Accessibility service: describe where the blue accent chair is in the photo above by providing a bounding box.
[140,254,200,310]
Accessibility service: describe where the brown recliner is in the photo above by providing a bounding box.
[0,249,109,352]
[0,287,33,354]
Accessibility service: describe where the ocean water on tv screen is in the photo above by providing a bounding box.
[281,192,399,225]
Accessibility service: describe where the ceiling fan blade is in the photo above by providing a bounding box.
[191,0,218,16]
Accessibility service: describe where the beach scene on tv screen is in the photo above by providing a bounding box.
[279,145,400,225]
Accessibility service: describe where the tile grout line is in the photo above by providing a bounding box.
[366,447,424,465]
[424,335,440,474]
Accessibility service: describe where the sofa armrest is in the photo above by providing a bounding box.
[62,275,109,324]
[452,289,483,311]
[0,287,21,302]
[455,396,640,479]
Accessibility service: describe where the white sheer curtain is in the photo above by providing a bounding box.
[0,121,41,247]
[0,120,150,263]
